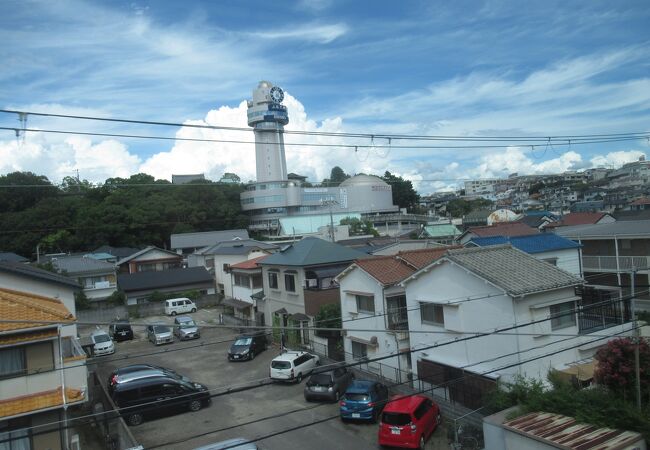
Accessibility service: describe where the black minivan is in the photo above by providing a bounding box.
[228,331,268,361]
[111,374,210,426]
[109,319,134,342]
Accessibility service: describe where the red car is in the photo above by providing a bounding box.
[378,394,441,449]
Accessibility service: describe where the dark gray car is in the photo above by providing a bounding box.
[147,324,173,345]
[304,366,354,402]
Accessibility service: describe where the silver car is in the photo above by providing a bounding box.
[147,324,173,345]
[174,316,200,340]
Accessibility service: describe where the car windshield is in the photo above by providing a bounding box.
[345,393,369,402]
[308,374,332,386]
[179,320,196,328]
[234,337,252,346]
[115,324,130,331]
[271,361,291,369]
[153,326,170,333]
[382,412,411,426]
[93,334,111,343]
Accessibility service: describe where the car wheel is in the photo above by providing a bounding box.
[249,351,255,360]
[334,391,340,402]
[171,311,177,316]
[296,373,303,383]
[436,413,442,427]
[127,413,143,426]
[418,435,425,450]
[188,400,202,412]
[191,308,197,313]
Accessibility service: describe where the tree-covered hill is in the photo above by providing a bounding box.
[0,172,248,258]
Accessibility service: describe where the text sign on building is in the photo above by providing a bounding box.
[339,188,348,209]
[372,185,391,191]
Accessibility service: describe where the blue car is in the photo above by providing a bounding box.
[339,380,389,422]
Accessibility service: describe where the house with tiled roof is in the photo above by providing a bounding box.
[116,246,183,274]
[0,288,87,450]
[117,266,215,305]
[543,211,615,230]
[188,238,278,297]
[335,247,456,381]
[467,233,582,275]
[47,254,118,302]
[258,237,366,344]
[400,245,635,409]
[457,221,538,245]
[224,255,269,322]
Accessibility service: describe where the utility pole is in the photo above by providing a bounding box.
[631,269,641,410]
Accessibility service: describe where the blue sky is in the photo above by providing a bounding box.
[1,0,649,193]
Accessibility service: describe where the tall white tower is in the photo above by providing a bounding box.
[247,81,289,182]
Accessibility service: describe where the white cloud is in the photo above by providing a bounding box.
[590,150,646,168]
[250,23,348,44]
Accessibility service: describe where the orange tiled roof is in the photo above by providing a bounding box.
[0,387,84,419]
[0,329,58,346]
[0,288,75,334]
[230,255,269,270]
[397,247,460,269]
[354,247,454,286]
[545,212,608,228]
[630,197,650,206]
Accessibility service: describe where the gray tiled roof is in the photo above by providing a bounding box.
[0,252,28,263]
[444,245,582,297]
[50,255,115,276]
[117,267,213,292]
[116,246,180,265]
[260,237,367,267]
[0,262,80,288]
[554,220,650,239]
[197,239,278,256]
[170,230,249,250]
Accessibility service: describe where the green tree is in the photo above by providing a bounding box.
[446,199,472,218]
[339,217,378,236]
[0,171,57,212]
[323,166,350,186]
[381,171,419,211]
[314,303,342,337]
[74,290,91,310]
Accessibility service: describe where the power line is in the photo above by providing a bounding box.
[2,127,648,150]
[2,109,648,142]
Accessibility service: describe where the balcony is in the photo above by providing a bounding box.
[577,286,632,335]
[582,255,650,272]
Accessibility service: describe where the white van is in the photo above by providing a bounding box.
[270,351,320,383]
[164,298,197,316]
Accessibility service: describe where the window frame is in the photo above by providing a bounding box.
[0,347,27,379]
[420,302,444,327]
[355,294,375,314]
[268,271,279,290]
[550,301,576,330]
[284,273,296,292]
[351,341,368,359]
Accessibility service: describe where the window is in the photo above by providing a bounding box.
[205,258,214,268]
[234,274,250,288]
[284,273,296,292]
[355,295,375,314]
[0,347,26,378]
[351,341,368,359]
[420,303,444,326]
[223,263,230,272]
[268,272,279,289]
[414,399,431,419]
[541,257,558,266]
[0,420,30,450]
[550,301,576,330]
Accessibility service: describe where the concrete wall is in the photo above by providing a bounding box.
[261,265,306,322]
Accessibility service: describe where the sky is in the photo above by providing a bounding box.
[1,0,649,193]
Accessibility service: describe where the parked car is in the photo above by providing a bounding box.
[378,395,441,449]
[304,365,354,402]
[339,380,389,422]
[228,331,267,361]
[108,364,189,394]
[147,324,173,345]
[193,438,257,450]
[109,319,134,342]
[90,329,115,356]
[269,351,320,383]
[165,297,197,316]
[110,372,210,426]
[174,316,200,340]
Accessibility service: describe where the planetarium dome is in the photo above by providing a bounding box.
[339,174,388,187]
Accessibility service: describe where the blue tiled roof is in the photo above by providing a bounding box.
[469,233,581,254]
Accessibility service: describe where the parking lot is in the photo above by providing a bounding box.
[90,310,448,449]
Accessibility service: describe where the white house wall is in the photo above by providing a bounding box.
[214,251,269,297]
[533,248,581,276]
[261,265,306,321]
[339,268,404,381]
